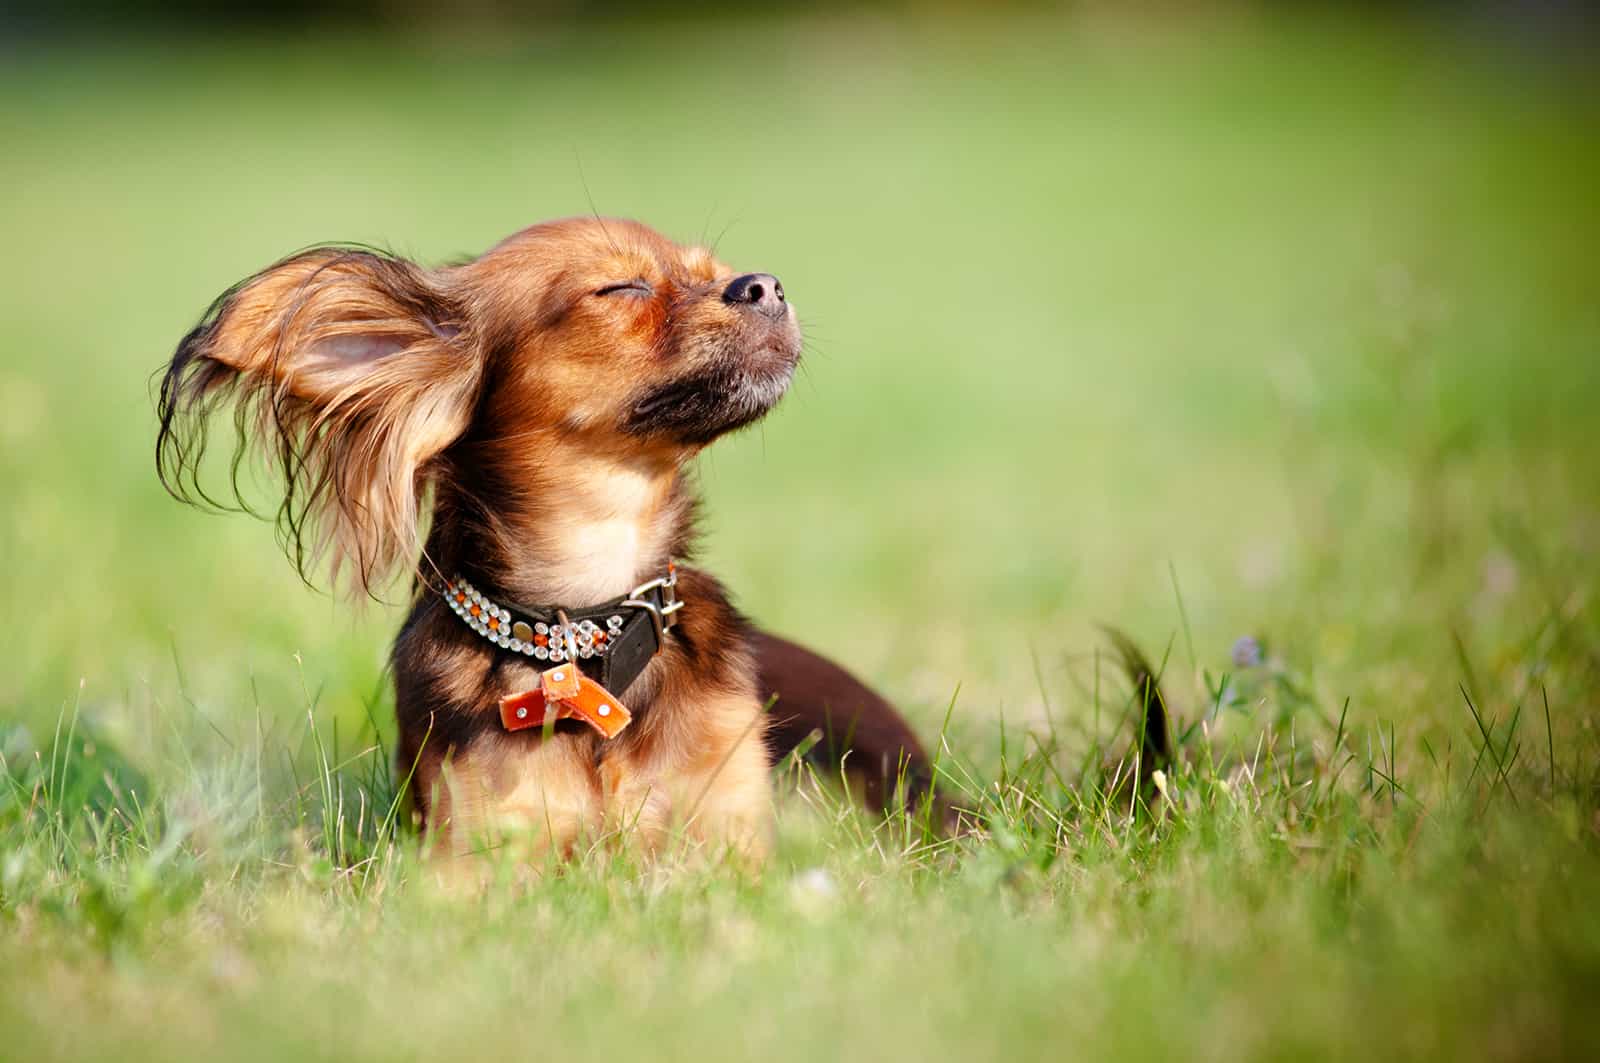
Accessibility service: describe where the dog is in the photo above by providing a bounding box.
[156,217,945,865]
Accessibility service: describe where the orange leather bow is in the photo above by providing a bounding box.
[499,673,633,740]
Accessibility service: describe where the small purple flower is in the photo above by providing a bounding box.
[1231,635,1263,670]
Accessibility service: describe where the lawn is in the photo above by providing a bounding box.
[2,8,1598,1061]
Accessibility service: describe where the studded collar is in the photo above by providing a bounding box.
[442,565,681,702]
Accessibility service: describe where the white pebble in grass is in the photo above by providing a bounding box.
[789,867,838,918]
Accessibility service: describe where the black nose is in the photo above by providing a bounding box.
[722,273,786,318]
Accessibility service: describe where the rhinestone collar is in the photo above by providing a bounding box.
[441,567,681,699]
[446,576,624,662]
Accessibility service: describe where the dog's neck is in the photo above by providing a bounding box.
[437,436,689,610]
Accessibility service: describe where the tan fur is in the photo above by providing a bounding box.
[160,249,483,596]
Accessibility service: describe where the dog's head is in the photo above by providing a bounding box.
[468,218,801,449]
[156,217,801,595]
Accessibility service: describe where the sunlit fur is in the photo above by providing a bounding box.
[158,218,806,865]
[158,248,479,594]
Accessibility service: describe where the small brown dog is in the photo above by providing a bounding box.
[157,217,936,865]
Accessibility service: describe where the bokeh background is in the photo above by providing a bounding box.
[3,3,1600,1061]
[3,2,1595,748]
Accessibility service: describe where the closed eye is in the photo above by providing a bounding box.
[593,280,653,297]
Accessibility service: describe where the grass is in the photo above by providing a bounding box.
[2,8,1599,1060]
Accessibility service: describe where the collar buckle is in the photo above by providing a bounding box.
[622,563,682,650]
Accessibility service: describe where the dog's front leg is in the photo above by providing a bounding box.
[597,694,772,867]
[426,735,605,868]
[674,696,774,866]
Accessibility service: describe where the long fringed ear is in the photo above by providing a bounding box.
[156,247,482,599]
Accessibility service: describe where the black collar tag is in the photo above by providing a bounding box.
[598,607,660,696]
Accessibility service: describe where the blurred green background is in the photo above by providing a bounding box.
[3,5,1600,1062]
[3,5,1595,751]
